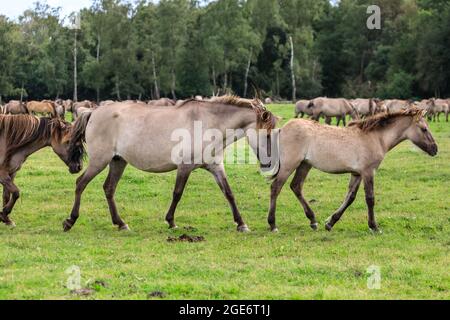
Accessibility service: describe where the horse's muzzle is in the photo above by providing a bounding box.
[69,164,83,174]
[428,144,438,157]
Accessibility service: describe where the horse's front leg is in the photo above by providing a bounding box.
[0,173,19,227]
[165,165,194,229]
[268,170,292,232]
[205,164,249,232]
[64,164,106,232]
[325,174,362,231]
[363,174,379,233]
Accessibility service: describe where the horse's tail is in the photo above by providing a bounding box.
[68,111,92,164]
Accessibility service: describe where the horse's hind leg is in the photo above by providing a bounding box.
[325,174,362,231]
[165,165,194,229]
[63,163,108,232]
[363,174,379,233]
[103,158,129,231]
[0,173,19,227]
[290,163,318,230]
[206,164,249,232]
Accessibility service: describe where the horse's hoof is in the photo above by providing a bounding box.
[310,223,319,231]
[369,227,382,235]
[237,225,250,233]
[271,227,279,233]
[119,224,130,231]
[168,225,178,230]
[63,219,73,232]
[6,220,16,228]
[325,223,333,231]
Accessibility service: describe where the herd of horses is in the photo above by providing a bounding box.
[0,95,440,233]
[294,97,450,124]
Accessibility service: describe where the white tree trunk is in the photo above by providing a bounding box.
[73,29,78,102]
[152,53,160,99]
[243,50,252,98]
[289,36,296,102]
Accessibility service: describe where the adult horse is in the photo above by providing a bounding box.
[352,98,386,118]
[384,99,413,113]
[4,101,29,115]
[308,97,359,126]
[294,100,312,118]
[428,99,449,122]
[63,96,277,232]
[27,100,57,118]
[0,115,83,226]
[266,108,437,233]
[73,101,96,120]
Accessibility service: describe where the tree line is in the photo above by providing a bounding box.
[0,0,449,103]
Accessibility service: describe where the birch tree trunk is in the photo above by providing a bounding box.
[289,36,296,102]
[171,69,177,100]
[96,33,101,102]
[73,29,78,102]
[243,50,252,98]
[152,53,160,99]
[212,66,217,95]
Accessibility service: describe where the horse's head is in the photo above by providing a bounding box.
[252,99,279,133]
[50,120,83,174]
[405,110,438,157]
[374,99,387,114]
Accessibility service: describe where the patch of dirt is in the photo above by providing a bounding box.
[167,234,205,243]
[71,288,95,296]
[148,291,166,299]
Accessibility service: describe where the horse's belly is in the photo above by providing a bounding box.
[305,147,359,174]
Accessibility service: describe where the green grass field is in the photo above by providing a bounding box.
[0,104,449,300]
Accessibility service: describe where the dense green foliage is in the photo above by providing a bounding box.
[0,0,449,102]
[0,105,448,299]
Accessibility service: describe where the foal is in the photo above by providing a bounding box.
[0,115,83,226]
[267,108,438,232]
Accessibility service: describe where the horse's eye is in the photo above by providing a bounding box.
[421,128,427,133]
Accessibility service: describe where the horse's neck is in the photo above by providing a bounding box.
[374,117,411,153]
[206,104,255,130]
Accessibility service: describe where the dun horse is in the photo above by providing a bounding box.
[308,97,359,126]
[64,96,277,232]
[0,115,83,226]
[27,100,57,118]
[266,108,437,232]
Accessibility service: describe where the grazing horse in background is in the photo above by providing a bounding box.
[308,97,359,126]
[294,100,312,118]
[428,99,449,122]
[72,101,96,120]
[384,99,414,113]
[352,98,386,118]
[0,115,83,226]
[266,108,437,233]
[147,98,176,106]
[27,100,57,118]
[63,96,277,232]
[62,99,74,113]
[4,101,29,115]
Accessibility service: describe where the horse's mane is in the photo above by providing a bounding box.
[0,115,66,164]
[348,108,425,132]
[177,95,278,131]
